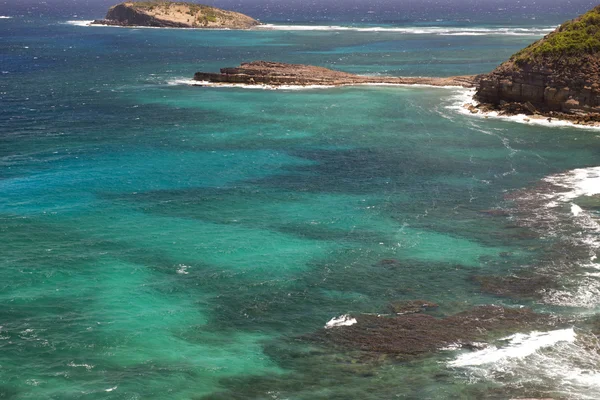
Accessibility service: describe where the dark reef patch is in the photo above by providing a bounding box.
[309,305,559,360]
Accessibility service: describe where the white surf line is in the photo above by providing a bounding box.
[63,21,235,30]
[448,328,600,400]
[448,328,576,367]
[543,166,600,204]
[451,88,600,130]
[517,166,600,307]
[256,24,555,36]
[64,20,555,36]
[169,79,467,91]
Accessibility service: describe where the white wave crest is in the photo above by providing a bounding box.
[67,362,94,371]
[503,165,600,308]
[0,16,13,19]
[168,79,337,90]
[450,328,576,367]
[64,20,94,27]
[169,79,463,91]
[257,24,555,36]
[325,315,357,329]
[544,167,600,204]
[176,264,190,275]
[449,328,600,399]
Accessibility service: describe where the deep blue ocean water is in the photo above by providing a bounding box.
[2,2,600,399]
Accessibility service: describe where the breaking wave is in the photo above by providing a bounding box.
[167,78,337,90]
[64,20,94,27]
[507,166,600,308]
[257,24,555,36]
[449,328,600,399]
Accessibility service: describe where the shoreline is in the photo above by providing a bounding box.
[193,61,479,88]
[181,79,470,90]
[456,89,600,130]
[175,78,600,129]
[68,20,247,31]
[66,21,556,36]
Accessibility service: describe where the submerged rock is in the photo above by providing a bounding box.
[471,274,558,300]
[388,300,438,314]
[310,305,557,359]
[480,209,511,217]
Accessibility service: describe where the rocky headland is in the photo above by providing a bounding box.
[93,1,260,29]
[473,5,600,125]
[193,61,479,88]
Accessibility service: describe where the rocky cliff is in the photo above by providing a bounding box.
[194,61,479,88]
[475,6,600,120]
[93,1,260,29]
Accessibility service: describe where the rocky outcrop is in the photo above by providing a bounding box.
[93,1,260,29]
[194,61,479,88]
[475,5,600,121]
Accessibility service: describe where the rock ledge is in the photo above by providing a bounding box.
[194,61,479,88]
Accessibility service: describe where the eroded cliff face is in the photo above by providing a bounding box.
[94,2,260,29]
[475,6,600,117]
[476,58,600,114]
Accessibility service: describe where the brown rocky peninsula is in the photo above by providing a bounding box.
[474,5,600,125]
[193,61,479,88]
[93,1,260,29]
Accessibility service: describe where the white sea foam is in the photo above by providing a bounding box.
[325,315,357,329]
[544,167,600,204]
[506,166,600,307]
[571,203,584,217]
[449,328,576,367]
[0,16,13,19]
[169,79,337,90]
[176,264,190,275]
[361,82,464,89]
[257,24,555,36]
[64,20,94,27]
[67,362,94,371]
[169,79,463,91]
[65,20,233,30]
[450,89,600,130]
[449,328,600,399]
[64,20,554,36]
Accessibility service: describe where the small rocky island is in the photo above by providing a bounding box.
[194,61,478,88]
[474,5,600,124]
[93,1,260,29]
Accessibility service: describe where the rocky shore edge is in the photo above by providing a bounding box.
[193,61,479,88]
[464,96,600,128]
[470,6,600,127]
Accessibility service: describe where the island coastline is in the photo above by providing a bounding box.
[192,61,479,89]
[92,1,260,30]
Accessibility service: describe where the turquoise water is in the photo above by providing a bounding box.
[1,13,600,399]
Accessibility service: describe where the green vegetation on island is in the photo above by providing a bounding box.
[95,1,260,29]
[514,5,600,64]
